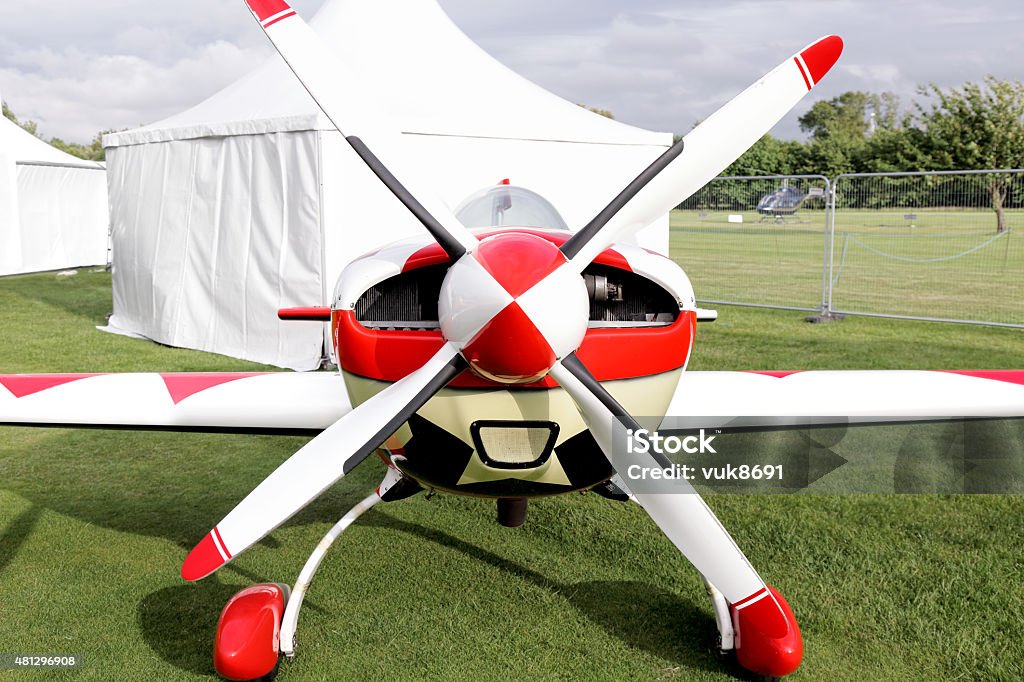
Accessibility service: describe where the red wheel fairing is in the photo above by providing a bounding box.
[213,583,287,681]
[732,585,803,678]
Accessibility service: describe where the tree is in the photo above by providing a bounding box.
[49,132,108,162]
[577,104,615,119]
[859,124,931,173]
[723,134,805,176]
[2,100,40,137]
[912,76,1024,232]
[796,91,903,176]
[799,91,900,141]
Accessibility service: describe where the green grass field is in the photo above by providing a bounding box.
[1,270,1023,681]
[671,208,1024,326]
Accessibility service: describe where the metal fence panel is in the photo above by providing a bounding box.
[672,175,831,311]
[830,170,1024,327]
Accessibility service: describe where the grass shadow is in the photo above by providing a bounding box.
[0,503,42,575]
[363,512,723,675]
[137,579,242,677]
[0,270,113,325]
[0,427,379,552]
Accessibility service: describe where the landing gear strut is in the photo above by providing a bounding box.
[213,465,418,680]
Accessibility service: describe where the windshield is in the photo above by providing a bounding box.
[455,185,569,230]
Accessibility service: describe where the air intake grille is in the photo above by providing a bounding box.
[354,262,679,328]
[471,421,560,470]
[355,264,446,326]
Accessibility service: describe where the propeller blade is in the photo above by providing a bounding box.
[242,0,478,261]
[549,354,766,603]
[561,35,843,270]
[182,343,466,580]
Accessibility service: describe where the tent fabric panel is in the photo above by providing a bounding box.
[0,161,108,277]
[0,155,22,275]
[107,131,326,370]
[14,164,109,274]
[318,131,427,285]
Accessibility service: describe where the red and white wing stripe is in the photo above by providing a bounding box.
[0,372,349,431]
[667,370,1024,425]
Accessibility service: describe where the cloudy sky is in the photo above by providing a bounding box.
[1,0,1023,143]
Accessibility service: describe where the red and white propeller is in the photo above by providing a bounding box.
[183,4,844,643]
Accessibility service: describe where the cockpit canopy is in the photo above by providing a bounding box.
[455,184,569,231]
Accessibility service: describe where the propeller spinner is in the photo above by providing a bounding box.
[439,232,589,384]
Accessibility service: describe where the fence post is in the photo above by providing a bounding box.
[817,178,834,316]
[826,178,838,315]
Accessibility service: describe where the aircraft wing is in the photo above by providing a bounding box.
[4,369,1022,434]
[666,370,1024,428]
[0,372,349,433]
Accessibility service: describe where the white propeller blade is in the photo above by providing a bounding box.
[549,355,766,603]
[242,0,478,260]
[562,35,843,271]
[182,343,465,580]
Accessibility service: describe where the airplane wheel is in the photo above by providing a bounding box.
[213,583,289,681]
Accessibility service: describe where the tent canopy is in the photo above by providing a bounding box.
[105,0,666,149]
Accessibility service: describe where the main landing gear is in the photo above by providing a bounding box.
[208,468,801,681]
[211,465,417,681]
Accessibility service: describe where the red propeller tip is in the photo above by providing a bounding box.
[800,35,843,86]
[246,0,292,22]
[182,530,230,581]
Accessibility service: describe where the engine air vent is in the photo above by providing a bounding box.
[471,421,560,470]
[353,260,680,329]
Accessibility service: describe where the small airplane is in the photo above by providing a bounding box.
[2,2,1023,681]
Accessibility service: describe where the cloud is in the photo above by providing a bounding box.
[1,0,1023,143]
[0,41,267,142]
[443,0,1024,138]
[0,0,320,141]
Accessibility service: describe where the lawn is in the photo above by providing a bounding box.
[0,270,1022,681]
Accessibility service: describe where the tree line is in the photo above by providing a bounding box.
[723,77,1024,178]
[689,77,1024,231]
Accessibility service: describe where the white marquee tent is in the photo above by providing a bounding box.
[0,98,108,277]
[103,0,673,370]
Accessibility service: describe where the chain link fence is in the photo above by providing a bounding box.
[672,175,830,311]
[829,170,1024,327]
[671,169,1024,329]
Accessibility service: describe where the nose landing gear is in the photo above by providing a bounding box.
[212,465,416,680]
